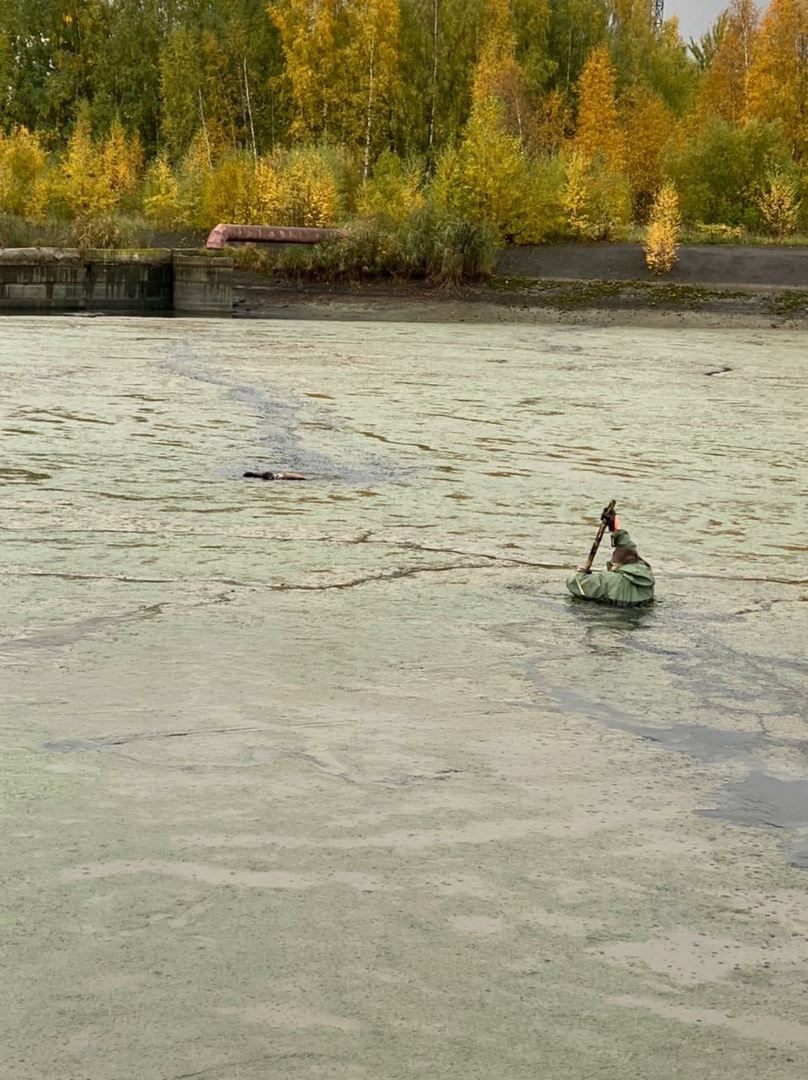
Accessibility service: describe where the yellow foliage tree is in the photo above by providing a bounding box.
[254,158,283,223]
[277,148,339,227]
[433,97,527,241]
[0,127,51,219]
[573,44,625,172]
[101,120,144,207]
[199,153,284,226]
[644,181,682,274]
[757,171,801,236]
[60,107,116,217]
[201,154,259,226]
[273,0,398,172]
[143,156,180,227]
[697,0,759,123]
[531,90,572,155]
[746,0,808,159]
[271,0,349,143]
[356,150,424,222]
[175,133,213,228]
[562,150,631,240]
[471,0,530,140]
[621,88,675,217]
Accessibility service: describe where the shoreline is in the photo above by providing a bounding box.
[233,273,808,328]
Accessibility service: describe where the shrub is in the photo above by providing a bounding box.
[561,151,631,240]
[645,182,682,274]
[664,117,792,228]
[692,222,746,241]
[757,172,801,239]
[356,151,424,223]
[70,213,132,249]
[516,155,567,243]
[260,205,494,285]
[200,152,259,226]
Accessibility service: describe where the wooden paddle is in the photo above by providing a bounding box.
[580,499,616,572]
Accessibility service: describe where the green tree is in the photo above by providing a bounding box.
[394,0,483,159]
[546,0,609,96]
[345,0,401,175]
[664,115,793,226]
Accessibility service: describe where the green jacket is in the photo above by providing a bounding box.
[566,529,655,607]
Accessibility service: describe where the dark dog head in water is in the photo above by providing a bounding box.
[243,470,306,481]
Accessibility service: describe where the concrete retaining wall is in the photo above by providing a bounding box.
[495,243,808,287]
[0,249,232,314]
[173,255,234,313]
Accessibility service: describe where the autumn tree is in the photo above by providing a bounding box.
[143,155,181,227]
[270,0,350,142]
[59,104,116,218]
[562,149,630,238]
[621,87,674,216]
[531,90,572,153]
[645,181,681,273]
[697,0,760,123]
[472,0,531,139]
[746,0,808,159]
[0,127,51,219]
[432,96,527,240]
[573,43,624,171]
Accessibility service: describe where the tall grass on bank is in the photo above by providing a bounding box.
[233,210,496,286]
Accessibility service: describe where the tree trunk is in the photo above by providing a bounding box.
[364,33,376,180]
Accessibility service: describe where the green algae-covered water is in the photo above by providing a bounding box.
[1,316,807,1080]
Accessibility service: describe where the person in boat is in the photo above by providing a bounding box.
[243,471,306,481]
[566,507,655,607]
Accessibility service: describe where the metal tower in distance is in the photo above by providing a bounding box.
[652,0,664,32]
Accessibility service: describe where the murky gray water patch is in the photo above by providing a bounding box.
[158,346,409,486]
[0,605,165,651]
[2,318,808,1080]
[523,634,808,866]
[696,771,808,857]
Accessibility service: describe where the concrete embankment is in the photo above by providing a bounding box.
[0,248,232,314]
[496,242,808,288]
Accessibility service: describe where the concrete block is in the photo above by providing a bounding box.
[173,255,233,314]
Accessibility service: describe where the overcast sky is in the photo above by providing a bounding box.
[667,0,763,43]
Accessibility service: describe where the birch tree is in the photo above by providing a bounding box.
[746,0,808,158]
[697,0,759,123]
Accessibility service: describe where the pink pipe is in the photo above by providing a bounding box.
[206,224,344,249]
